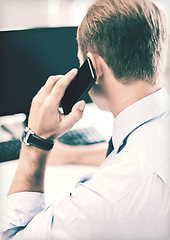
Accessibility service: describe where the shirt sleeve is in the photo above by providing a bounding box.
[0,184,111,240]
[0,192,46,239]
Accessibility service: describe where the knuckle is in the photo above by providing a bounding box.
[32,95,38,104]
[32,95,42,106]
[57,80,67,90]
[47,75,63,84]
[43,97,53,110]
[43,98,50,109]
[47,75,55,83]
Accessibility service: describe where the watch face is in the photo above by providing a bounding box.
[22,131,27,140]
[21,128,30,145]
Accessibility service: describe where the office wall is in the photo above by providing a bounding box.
[152,0,170,93]
[0,0,49,31]
[48,0,93,27]
[153,0,170,35]
[0,0,93,31]
[0,0,169,32]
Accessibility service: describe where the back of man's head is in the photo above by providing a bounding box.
[77,0,167,84]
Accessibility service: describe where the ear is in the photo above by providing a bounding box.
[87,52,103,84]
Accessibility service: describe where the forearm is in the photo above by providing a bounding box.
[1,70,86,239]
[7,144,48,196]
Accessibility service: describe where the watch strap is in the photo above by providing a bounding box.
[21,127,54,151]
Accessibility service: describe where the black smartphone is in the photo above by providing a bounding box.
[61,57,97,115]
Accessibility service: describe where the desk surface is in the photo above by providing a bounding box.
[0,160,98,207]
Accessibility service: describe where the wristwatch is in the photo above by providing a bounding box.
[21,127,54,151]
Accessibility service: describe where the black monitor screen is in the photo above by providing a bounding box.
[0,26,91,117]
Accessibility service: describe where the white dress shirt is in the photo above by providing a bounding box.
[1,88,170,240]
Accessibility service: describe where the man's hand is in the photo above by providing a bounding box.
[28,69,86,140]
[7,69,86,196]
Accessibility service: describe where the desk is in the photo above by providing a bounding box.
[0,103,113,209]
[0,160,98,207]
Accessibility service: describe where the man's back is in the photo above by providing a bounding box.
[1,88,169,239]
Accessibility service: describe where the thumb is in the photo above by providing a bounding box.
[73,100,86,113]
[69,100,86,122]
[60,101,86,132]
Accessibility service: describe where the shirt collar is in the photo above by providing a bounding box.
[112,87,170,152]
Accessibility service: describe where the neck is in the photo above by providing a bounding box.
[105,74,162,118]
[89,56,162,118]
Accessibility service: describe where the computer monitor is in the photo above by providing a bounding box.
[0,26,91,117]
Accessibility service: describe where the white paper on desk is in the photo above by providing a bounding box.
[0,113,26,142]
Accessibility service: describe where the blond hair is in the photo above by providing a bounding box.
[77,0,167,84]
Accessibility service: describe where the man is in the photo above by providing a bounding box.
[1,0,170,239]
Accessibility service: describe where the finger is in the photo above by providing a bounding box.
[33,75,63,101]
[72,100,86,113]
[44,75,63,94]
[51,68,77,99]
[49,68,78,108]
[60,100,86,131]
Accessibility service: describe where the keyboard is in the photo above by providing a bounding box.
[58,127,106,145]
[0,139,21,163]
[0,127,106,162]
